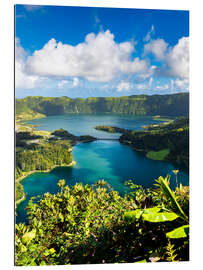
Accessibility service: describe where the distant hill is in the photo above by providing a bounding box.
[16,93,189,117]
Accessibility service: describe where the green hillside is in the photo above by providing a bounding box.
[119,117,189,168]
[16,93,189,117]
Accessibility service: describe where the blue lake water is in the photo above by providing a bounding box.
[24,114,166,139]
[16,115,189,224]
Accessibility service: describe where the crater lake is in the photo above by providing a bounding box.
[16,114,189,223]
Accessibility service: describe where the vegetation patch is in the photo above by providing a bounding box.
[15,176,189,265]
[16,93,189,117]
[95,125,127,133]
[146,149,170,160]
[120,117,189,168]
[51,128,97,143]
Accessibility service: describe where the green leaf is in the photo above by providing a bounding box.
[22,229,36,245]
[20,244,27,252]
[166,225,189,239]
[28,243,37,252]
[142,211,179,222]
[30,260,37,266]
[40,261,47,266]
[124,209,143,221]
[142,207,161,215]
[155,176,188,222]
[43,249,50,256]
[124,207,178,223]
[58,212,64,222]
[135,259,147,263]
[49,248,56,254]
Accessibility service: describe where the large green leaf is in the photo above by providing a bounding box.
[141,207,161,214]
[124,207,178,223]
[124,209,143,221]
[166,225,189,239]
[142,211,179,222]
[155,176,188,222]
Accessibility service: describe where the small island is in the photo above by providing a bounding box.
[51,128,97,143]
[95,125,128,134]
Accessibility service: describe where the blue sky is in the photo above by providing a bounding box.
[15,4,189,98]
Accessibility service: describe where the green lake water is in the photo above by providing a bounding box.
[16,115,189,224]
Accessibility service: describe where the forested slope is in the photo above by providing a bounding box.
[15,131,73,203]
[16,93,189,117]
[119,117,189,168]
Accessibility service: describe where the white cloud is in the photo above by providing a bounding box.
[24,5,43,12]
[155,84,170,90]
[144,37,189,79]
[26,30,149,82]
[165,37,189,79]
[144,39,168,60]
[149,77,153,87]
[171,78,189,90]
[15,38,41,89]
[117,81,131,92]
[136,65,156,82]
[73,77,79,87]
[143,25,155,42]
[58,80,68,89]
[135,83,148,90]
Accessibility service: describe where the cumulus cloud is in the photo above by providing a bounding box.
[73,77,79,87]
[171,78,189,90]
[117,81,131,92]
[58,80,69,89]
[144,37,189,79]
[15,30,189,94]
[26,30,149,82]
[165,37,189,79]
[136,65,156,82]
[144,38,168,60]
[143,25,155,42]
[15,38,41,89]
[135,83,148,90]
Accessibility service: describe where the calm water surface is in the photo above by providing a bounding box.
[24,114,165,139]
[17,115,189,223]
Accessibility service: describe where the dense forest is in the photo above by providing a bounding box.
[119,117,189,168]
[16,93,189,117]
[15,131,73,203]
[16,130,73,176]
[15,176,189,265]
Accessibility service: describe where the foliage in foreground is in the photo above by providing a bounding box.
[15,177,189,266]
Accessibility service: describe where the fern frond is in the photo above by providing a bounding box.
[165,240,179,262]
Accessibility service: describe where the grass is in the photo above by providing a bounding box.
[33,130,51,137]
[146,149,170,161]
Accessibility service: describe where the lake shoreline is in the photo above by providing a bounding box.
[16,160,76,206]
[16,160,76,183]
[16,113,189,214]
